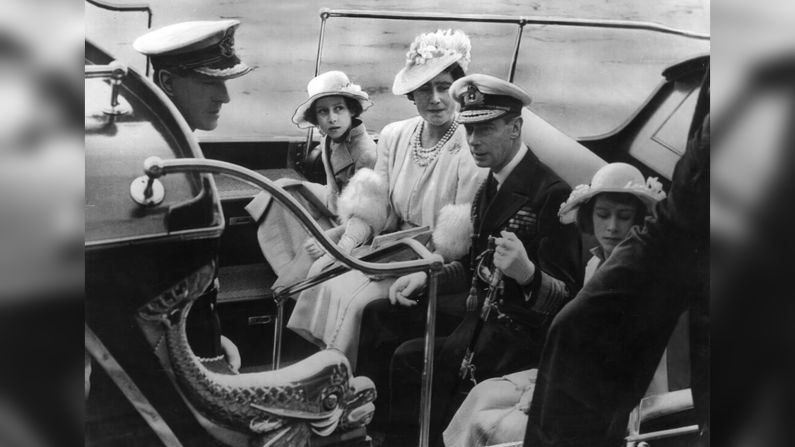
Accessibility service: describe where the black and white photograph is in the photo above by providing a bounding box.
[84,1,711,446]
[6,1,795,446]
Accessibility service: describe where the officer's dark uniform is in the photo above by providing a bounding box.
[386,75,583,443]
[134,20,252,362]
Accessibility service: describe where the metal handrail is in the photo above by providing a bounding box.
[316,8,709,82]
[85,60,132,116]
[319,9,710,39]
[86,0,153,75]
[270,236,439,370]
[272,237,434,299]
[139,156,444,444]
[625,424,700,444]
[141,157,444,276]
[305,7,710,163]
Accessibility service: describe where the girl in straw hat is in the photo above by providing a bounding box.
[291,70,376,217]
[288,29,486,372]
[245,71,376,285]
[443,162,665,447]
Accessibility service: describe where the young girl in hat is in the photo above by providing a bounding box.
[245,71,376,283]
[291,70,377,217]
[443,162,666,447]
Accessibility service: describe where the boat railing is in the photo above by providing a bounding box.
[304,8,711,161]
[85,0,153,75]
[315,9,710,82]
[133,156,445,447]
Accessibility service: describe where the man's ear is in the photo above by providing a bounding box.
[156,69,176,97]
[511,116,523,139]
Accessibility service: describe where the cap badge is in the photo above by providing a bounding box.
[219,29,236,58]
[464,84,485,107]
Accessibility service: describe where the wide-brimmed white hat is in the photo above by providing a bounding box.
[291,71,373,128]
[392,29,471,95]
[558,162,666,224]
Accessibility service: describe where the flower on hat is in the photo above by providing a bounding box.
[625,176,666,201]
[405,29,471,70]
[559,184,592,214]
[340,81,366,96]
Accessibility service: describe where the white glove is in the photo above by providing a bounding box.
[303,238,325,260]
[389,272,428,307]
[339,216,372,252]
[307,253,336,277]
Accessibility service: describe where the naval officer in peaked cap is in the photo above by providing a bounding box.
[134,19,252,131]
[133,20,253,372]
[383,74,583,443]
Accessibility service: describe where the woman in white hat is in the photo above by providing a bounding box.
[288,29,486,371]
[443,162,665,447]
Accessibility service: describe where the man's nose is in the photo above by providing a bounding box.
[214,82,230,103]
[466,131,478,146]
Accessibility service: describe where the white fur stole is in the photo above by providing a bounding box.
[432,203,473,262]
[337,168,390,234]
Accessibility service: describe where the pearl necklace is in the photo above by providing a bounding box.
[411,119,459,167]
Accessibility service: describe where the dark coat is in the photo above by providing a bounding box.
[467,146,582,328]
[428,147,582,389]
[523,71,710,447]
[387,147,583,441]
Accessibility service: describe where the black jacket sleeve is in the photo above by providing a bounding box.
[520,183,584,317]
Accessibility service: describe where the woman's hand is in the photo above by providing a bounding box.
[493,231,535,285]
[337,234,358,255]
[303,238,325,260]
[307,253,337,277]
[389,271,428,306]
[220,335,241,373]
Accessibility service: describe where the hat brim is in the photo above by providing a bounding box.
[392,53,462,96]
[558,187,662,224]
[291,91,374,128]
[133,20,241,55]
[194,63,253,80]
[457,108,515,124]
